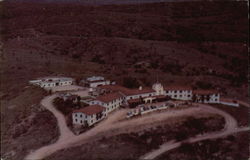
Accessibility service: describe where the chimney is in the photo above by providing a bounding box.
[139,86,142,90]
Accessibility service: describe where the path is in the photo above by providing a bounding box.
[40,94,74,139]
[25,96,241,160]
[140,127,249,160]
[139,103,244,160]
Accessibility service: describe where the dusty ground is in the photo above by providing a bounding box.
[156,131,249,160]
[45,113,225,160]
[0,87,59,160]
[45,85,84,93]
[25,94,238,160]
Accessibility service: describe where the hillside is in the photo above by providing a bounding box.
[0,1,248,159]
[1,1,248,94]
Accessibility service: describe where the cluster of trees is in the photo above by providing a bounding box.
[122,76,140,89]
[91,55,105,64]
[53,97,87,115]
[160,62,183,75]
[194,81,214,90]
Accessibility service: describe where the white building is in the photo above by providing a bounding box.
[164,86,192,101]
[193,90,220,104]
[124,87,156,101]
[82,76,111,88]
[152,83,165,96]
[97,84,166,102]
[29,77,73,88]
[89,92,124,113]
[72,105,106,126]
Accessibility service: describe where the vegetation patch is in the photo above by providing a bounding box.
[157,132,249,160]
[211,104,249,126]
[46,114,225,160]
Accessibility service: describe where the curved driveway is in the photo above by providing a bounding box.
[25,95,247,160]
[40,94,75,139]
[140,103,247,160]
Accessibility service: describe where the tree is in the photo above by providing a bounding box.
[175,131,188,141]
[206,95,211,102]
[122,77,140,89]
[192,94,197,102]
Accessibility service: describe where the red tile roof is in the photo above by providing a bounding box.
[73,105,105,115]
[125,88,155,96]
[96,92,123,103]
[193,90,219,95]
[164,85,192,91]
[98,85,155,96]
[127,98,142,104]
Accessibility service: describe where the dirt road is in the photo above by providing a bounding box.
[140,127,249,160]
[25,96,241,160]
[40,94,75,139]
[139,103,244,160]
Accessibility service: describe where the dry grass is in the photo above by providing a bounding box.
[157,131,249,160]
[211,104,249,127]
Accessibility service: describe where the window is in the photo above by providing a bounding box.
[80,115,82,118]
[180,90,182,93]
[75,119,78,122]
[174,91,177,93]
[75,114,77,117]
[80,120,82,124]
[180,95,182,97]
[174,95,177,97]
[188,95,191,97]
[149,94,152,96]
[166,91,169,93]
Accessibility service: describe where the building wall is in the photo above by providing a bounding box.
[87,76,105,81]
[165,90,192,100]
[105,97,123,113]
[89,98,123,113]
[89,80,110,88]
[40,80,73,88]
[195,93,220,103]
[72,111,106,126]
[126,92,156,101]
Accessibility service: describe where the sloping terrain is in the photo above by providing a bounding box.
[0,1,248,160]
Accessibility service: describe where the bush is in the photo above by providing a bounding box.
[161,63,183,75]
[122,77,140,89]
[91,55,105,64]
[195,81,213,89]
